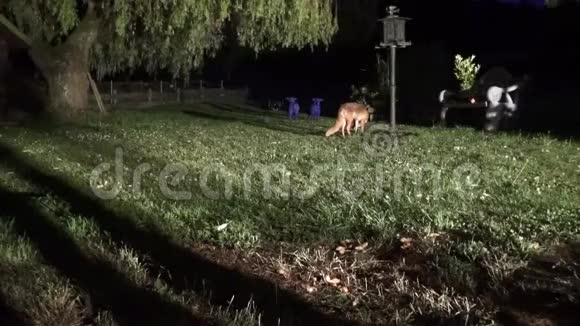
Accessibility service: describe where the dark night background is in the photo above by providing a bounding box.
[207,0,580,137]
[3,0,580,136]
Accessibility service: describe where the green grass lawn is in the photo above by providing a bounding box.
[1,102,579,325]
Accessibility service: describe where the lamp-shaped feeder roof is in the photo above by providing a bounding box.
[378,6,411,48]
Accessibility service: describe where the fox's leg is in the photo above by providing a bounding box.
[354,120,360,133]
[346,119,353,136]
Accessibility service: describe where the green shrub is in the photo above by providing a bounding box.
[454,54,481,91]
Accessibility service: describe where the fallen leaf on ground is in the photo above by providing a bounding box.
[427,233,441,239]
[305,285,317,293]
[216,223,229,231]
[324,275,341,286]
[355,242,369,251]
[341,239,354,246]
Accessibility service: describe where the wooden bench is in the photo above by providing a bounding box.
[438,84,520,131]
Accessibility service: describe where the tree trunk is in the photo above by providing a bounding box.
[37,57,89,117]
[0,39,7,118]
[28,1,99,118]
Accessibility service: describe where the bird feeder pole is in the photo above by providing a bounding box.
[376,6,411,132]
[389,43,396,130]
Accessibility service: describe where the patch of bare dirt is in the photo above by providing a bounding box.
[190,238,580,325]
[497,241,580,326]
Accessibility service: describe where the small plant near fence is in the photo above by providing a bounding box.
[454,54,481,91]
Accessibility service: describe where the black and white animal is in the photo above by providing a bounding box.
[486,84,518,117]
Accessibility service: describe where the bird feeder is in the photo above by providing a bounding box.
[376,6,411,133]
[378,6,411,48]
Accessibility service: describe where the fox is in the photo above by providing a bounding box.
[325,102,371,137]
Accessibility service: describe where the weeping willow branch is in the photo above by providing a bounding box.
[2,0,337,115]
[0,14,32,45]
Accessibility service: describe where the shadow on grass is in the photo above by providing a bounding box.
[0,291,29,326]
[0,188,211,326]
[0,142,361,326]
[495,242,580,326]
[201,102,421,140]
[183,102,325,136]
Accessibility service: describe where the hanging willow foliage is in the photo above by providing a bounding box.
[1,0,338,79]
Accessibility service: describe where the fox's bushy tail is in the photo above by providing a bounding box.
[325,118,344,137]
